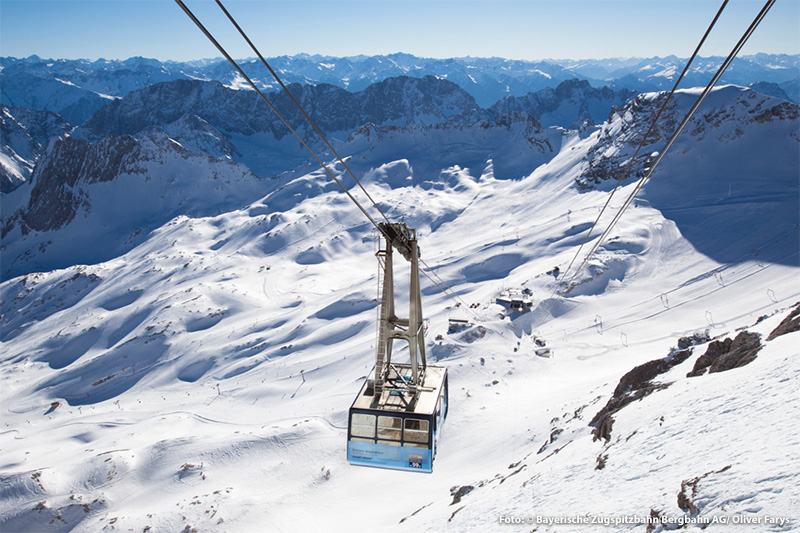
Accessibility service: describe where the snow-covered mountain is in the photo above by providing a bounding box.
[0,74,549,280]
[0,70,798,533]
[1,133,266,279]
[489,79,637,129]
[2,53,797,122]
[2,52,795,198]
[0,67,115,126]
[580,86,799,265]
[81,75,479,140]
[0,105,72,193]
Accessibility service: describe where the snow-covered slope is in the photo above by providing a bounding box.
[489,79,637,129]
[0,85,798,532]
[0,105,72,193]
[578,86,799,266]
[1,133,266,279]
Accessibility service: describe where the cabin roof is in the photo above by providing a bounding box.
[351,364,447,416]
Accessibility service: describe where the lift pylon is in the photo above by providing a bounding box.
[372,222,427,402]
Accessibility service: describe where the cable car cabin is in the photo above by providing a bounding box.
[348,364,448,473]
[348,222,447,472]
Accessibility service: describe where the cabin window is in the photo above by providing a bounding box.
[351,413,376,438]
[404,419,430,443]
[377,416,402,440]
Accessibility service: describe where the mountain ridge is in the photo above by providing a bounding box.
[0,49,798,531]
[2,53,797,124]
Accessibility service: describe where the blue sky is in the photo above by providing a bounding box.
[1,0,798,61]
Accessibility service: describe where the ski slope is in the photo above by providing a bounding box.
[1,86,799,532]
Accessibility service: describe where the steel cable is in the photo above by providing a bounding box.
[558,0,730,292]
[174,0,473,312]
[213,0,394,227]
[173,0,384,234]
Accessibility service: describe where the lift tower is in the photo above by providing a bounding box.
[372,222,426,402]
[347,222,448,473]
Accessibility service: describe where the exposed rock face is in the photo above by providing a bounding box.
[766,303,800,341]
[1,105,72,192]
[687,331,762,377]
[358,75,480,126]
[575,86,800,191]
[17,135,141,233]
[489,78,637,129]
[0,132,264,280]
[677,465,732,516]
[576,91,675,190]
[590,348,693,441]
[677,331,710,350]
[82,76,480,143]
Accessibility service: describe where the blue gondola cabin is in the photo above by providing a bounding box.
[347,364,448,473]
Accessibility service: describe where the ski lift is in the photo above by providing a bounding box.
[347,223,449,472]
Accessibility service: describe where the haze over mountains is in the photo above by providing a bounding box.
[1,53,797,122]
[1,52,797,195]
[1,51,799,531]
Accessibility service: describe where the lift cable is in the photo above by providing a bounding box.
[174,0,474,315]
[569,0,775,284]
[419,257,480,320]
[557,0,729,292]
[212,0,393,227]
[534,0,772,333]
[173,0,384,234]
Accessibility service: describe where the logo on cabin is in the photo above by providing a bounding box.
[409,455,423,468]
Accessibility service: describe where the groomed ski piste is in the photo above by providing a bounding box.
[1,86,799,531]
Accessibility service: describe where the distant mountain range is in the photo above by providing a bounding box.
[2,53,797,123]
[2,52,797,194]
[0,72,640,193]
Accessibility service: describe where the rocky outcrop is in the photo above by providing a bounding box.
[0,105,72,192]
[490,78,637,129]
[574,86,800,190]
[686,331,762,377]
[17,135,142,233]
[590,348,693,441]
[766,302,800,341]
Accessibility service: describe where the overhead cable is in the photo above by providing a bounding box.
[212,0,393,227]
[558,0,730,291]
[173,0,383,233]
[173,0,473,312]
[572,0,776,277]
